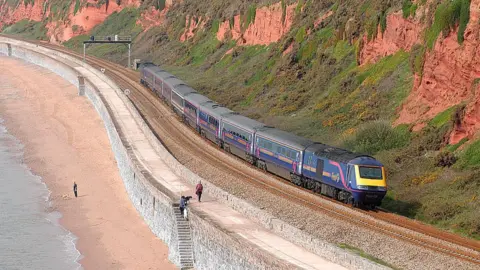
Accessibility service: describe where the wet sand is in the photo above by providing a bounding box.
[0,56,177,270]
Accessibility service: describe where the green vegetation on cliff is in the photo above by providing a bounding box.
[3,19,48,40]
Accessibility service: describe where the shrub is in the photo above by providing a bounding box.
[402,0,413,18]
[457,140,480,169]
[295,26,307,44]
[435,151,457,167]
[343,121,411,155]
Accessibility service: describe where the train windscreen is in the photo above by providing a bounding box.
[359,166,383,179]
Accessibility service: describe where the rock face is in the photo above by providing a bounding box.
[359,11,423,65]
[0,0,141,43]
[360,0,480,143]
[180,15,206,42]
[137,2,173,32]
[396,0,480,143]
[47,0,141,43]
[0,0,46,29]
[216,2,296,46]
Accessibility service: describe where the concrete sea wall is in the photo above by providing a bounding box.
[0,37,388,270]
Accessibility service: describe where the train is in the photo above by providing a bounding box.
[139,62,387,208]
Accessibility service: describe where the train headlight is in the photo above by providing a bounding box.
[377,186,387,191]
[356,185,368,190]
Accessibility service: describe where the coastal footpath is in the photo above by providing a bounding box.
[0,37,387,270]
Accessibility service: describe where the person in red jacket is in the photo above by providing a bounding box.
[195,181,203,202]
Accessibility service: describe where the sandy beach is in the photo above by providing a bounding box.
[0,56,177,269]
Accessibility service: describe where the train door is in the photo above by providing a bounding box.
[316,158,324,180]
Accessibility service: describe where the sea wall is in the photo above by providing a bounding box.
[0,37,387,270]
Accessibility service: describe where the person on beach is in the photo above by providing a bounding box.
[73,182,78,198]
[196,181,203,202]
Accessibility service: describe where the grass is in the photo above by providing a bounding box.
[245,4,256,29]
[429,106,457,128]
[425,0,471,49]
[74,0,80,15]
[338,243,399,269]
[457,140,480,169]
[402,0,417,18]
[343,121,411,155]
[2,19,48,40]
[357,50,410,86]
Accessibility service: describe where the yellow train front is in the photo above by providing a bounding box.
[301,144,387,208]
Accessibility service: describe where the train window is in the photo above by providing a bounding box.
[359,166,383,179]
[316,159,324,178]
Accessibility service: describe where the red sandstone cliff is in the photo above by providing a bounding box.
[0,0,46,29]
[216,2,296,46]
[360,0,480,144]
[0,0,141,43]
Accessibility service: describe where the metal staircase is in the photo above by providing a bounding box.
[173,204,194,269]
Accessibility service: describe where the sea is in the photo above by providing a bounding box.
[0,118,82,270]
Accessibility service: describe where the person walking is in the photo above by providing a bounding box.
[179,196,186,216]
[73,182,78,198]
[196,181,203,202]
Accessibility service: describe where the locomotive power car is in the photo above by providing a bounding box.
[139,62,387,208]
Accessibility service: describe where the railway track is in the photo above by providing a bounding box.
[19,39,480,266]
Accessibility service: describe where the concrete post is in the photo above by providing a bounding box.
[78,76,85,96]
[7,44,12,57]
[128,43,131,69]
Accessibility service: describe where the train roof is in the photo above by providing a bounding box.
[164,77,187,88]
[222,114,266,133]
[144,64,164,73]
[305,143,379,164]
[172,84,197,96]
[184,93,212,107]
[152,70,175,80]
[199,102,234,119]
[256,127,314,150]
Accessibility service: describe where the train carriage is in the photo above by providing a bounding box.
[183,93,212,131]
[162,77,185,106]
[139,63,162,89]
[221,114,265,164]
[198,102,233,146]
[170,84,197,117]
[152,71,174,98]
[254,127,313,180]
[302,144,387,207]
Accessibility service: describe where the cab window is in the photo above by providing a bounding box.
[359,166,383,179]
